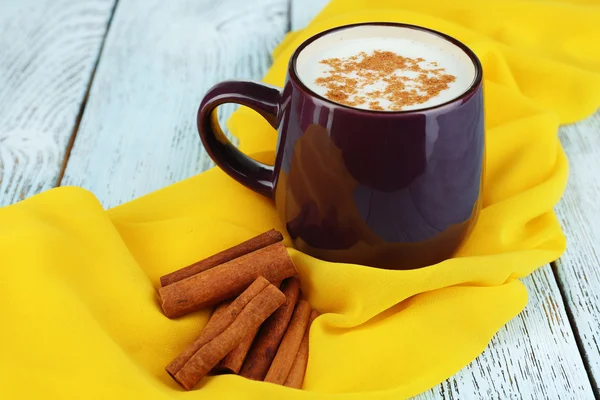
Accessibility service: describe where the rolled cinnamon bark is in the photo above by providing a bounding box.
[212,280,286,375]
[239,277,301,380]
[159,242,296,318]
[172,282,286,390]
[283,309,319,389]
[165,277,270,378]
[264,300,311,385]
[167,302,230,379]
[160,229,283,287]
[212,327,258,375]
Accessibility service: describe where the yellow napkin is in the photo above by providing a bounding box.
[2,0,600,398]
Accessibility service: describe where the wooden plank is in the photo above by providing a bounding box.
[55,0,597,396]
[0,0,116,206]
[60,0,290,208]
[415,268,594,400]
[291,0,329,31]
[291,0,595,399]
[554,111,600,392]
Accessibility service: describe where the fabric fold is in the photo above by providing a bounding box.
[1,0,599,398]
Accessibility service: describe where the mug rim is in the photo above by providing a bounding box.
[289,22,483,114]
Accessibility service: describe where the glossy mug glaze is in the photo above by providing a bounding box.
[198,23,484,269]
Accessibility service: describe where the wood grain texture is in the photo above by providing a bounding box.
[291,1,596,399]
[0,0,116,206]
[1,0,593,397]
[554,111,600,392]
[61,0,289,208]
[415,268,594,400]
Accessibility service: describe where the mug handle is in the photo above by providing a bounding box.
[197,81,282,198]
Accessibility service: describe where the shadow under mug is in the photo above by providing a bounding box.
[197,22,484,269]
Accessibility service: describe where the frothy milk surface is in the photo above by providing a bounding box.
[296,27,476,111]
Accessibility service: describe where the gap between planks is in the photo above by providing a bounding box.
[553,261,600,399]
[55,0,121,186]
[290,0,596,398]
[0,0,118,206]
[51,0,597,397]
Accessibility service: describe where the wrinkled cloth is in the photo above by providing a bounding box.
[2,0,600,398]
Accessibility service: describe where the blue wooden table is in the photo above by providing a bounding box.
[1,0,598,398]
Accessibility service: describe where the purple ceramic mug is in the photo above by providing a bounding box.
[198,23,484,269]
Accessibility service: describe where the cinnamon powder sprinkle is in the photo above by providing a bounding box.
[315,50,456,110]
[369,101,384,111]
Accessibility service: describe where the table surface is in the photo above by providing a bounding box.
[1,0,598,398]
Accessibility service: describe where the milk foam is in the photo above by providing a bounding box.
[295,26,476,111]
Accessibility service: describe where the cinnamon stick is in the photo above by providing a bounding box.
[165,277,270,378]
[169,301,230,378]
[284,309,319,389]
[159,242,296,318]
[264,300,311,385]
[239,277,302,380]
[172,282,286,390]
[160,229,283,286]
[212,327,259,375]
[212,280,285,375]
[160,229,283,287]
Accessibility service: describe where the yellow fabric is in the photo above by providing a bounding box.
[1,0,599,398]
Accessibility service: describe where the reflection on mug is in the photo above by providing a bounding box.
[198,23,485,269]
[280,107,483,269]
